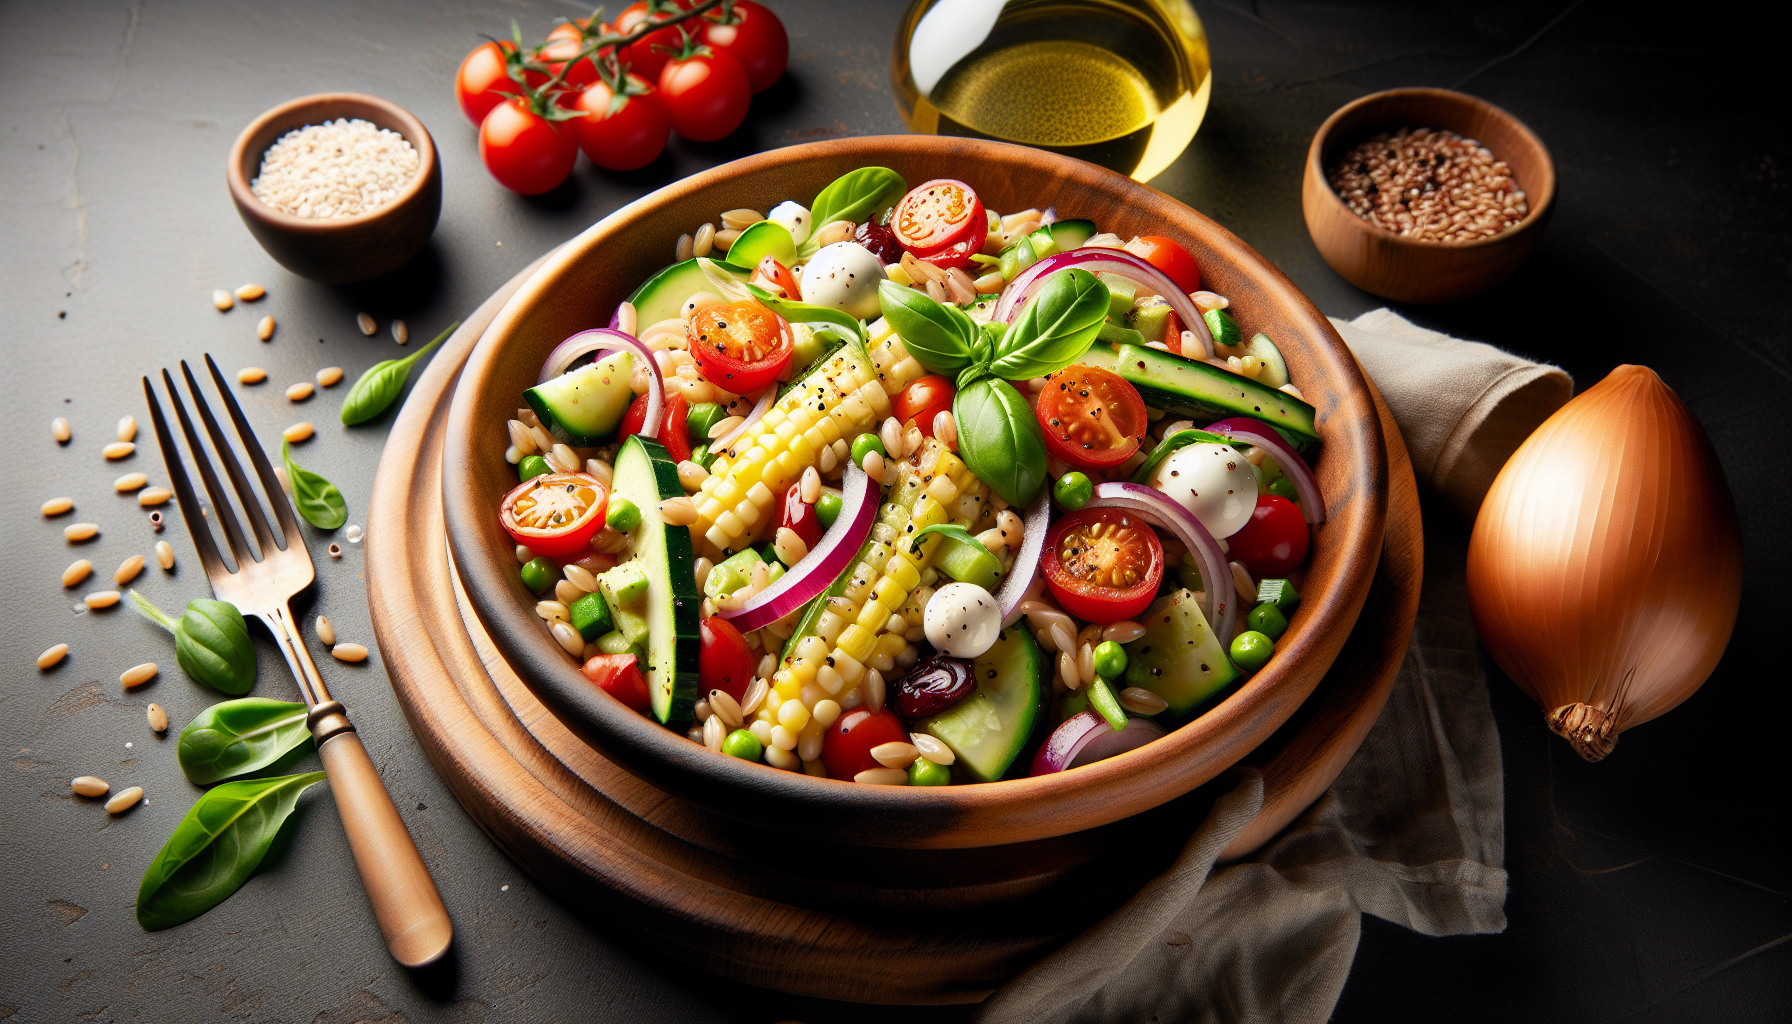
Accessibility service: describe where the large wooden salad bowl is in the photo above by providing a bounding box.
[441,136,1388,849]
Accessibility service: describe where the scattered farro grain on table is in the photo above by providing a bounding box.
[41,496,73,516]
[120,662,157,688]
[213,289,235,311]
[392,319,409,345]
[71,775,107,797]
[283,422,315,443]
[357,312,377,335]
[316,366,343,387]
[62,559,93,587]
[52,417,71,443]
[332,642,369,662]
[105,786,144,814]
[114,555,145,585]
[114,472,148,492]
[286,382,314,402]
[155,540,175,570]
[138,487,172,506]
[315,615,336,646]
[251,119,419,220]
[238,366,267,384]
[38,644,70,670]
[257,315,277,341]
[103,441,134,460]
[64,523,99,543]
[116,415,137,442]
[146,703,169,733]
[85,590,122,610]
[235,283,266,301]
[1326,127,1529,243]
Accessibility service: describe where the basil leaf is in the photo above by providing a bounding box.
[178,698,312,785]
[746,284,867,357]
[129,591,257,695]
[805,167,907,248]
[136,771,327,931]
[956,363,991,390]
[908,523,997,562]
[877,280,977,373]
[977,320,1007,360]
[953,378,1048,508]
[1131,428,1236,484]
[281,440,347,531]
[340,321,458,426]
[988,269,1109,380]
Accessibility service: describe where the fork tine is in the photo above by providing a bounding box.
[203,353,307,553]
[181,359,280,556]
[142,374,230,582]
[160,367,256,568]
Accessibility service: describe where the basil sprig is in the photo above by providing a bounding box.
[129,591,257,695]
[178,697,312,785]
[803,167,906,254]
[340,321,458,426]
[953,377,1048,508]
[878,279,979,372]
[746,283,869,358]
[988,268,1109,379]
[281,440,347,531]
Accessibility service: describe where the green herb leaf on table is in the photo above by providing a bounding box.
[339,321,459,426]
[908,523,998,562]
[177,698,312,785]
[129,591,257,695]
[952,377,1048,509]
[281,440,347,531]
[877,280,978,374]
[136,771,327,931]
[987,268,1109,380]
[803,167,907,253]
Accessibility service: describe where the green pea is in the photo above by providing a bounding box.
[520,557,557,594]
[721,728,763,762]
[687,402,726,441]
[850,433,885,464]
[517,454,551,482]
[1246,602,1288,640]
[909,755,950,786]
[1061,690,1090,719]
[1266,477,1298,502]
[1053,471,1093,511]
[815,491,843,529]
[1092,640,1128,678]
[689,443,711,469]
[1229,630,1275,672]
[606,497,641,532]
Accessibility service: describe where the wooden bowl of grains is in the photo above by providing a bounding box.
[1302,87,1555,304]
[227,92,442,284]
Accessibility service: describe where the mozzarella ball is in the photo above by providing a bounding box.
[768,201,812,245]
[1150,442,1259,538]
[923,582,1002,659]
[800,242,886,320]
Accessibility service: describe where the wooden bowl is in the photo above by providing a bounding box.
[226,92,442,284]
[1302,88,1555,304]
[441,135,1388,849]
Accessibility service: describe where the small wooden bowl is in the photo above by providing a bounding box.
[226,93,442,284]
[1302,88,1555,304]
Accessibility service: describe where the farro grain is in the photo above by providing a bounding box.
[554,579,582,606]
[71,775,108,797]
[103,441,135,460]
[703,715,726,751]
[1119,687,1169,716]
[317,366,344,387]
[712,227,741,252]
[286,382,314,402]
[116,415,137,443]
[106,786,144,814]
[252,119,418,219]
[138,487,172,506]
[52,417,72,443]
[42,497,74,516]
[85,590,121,609]
[741,678,769,717]
[235,283,266,301]
[551,621,584,657]
[38,644,70,670]
[1103,620,1146,644]
[331,642,369,662]
[708,690,744,730]
[114,472,148,492]
[147,703,169,732]
[692,222,716,258]
[1327,127,1527,243]
[871,741,919,769]
[114,555,144,585]
[65,524,99,543]
[239,366,267,384]
[283,422,314,443]
[392,319,409,345]
[257,315,276,341]
[213,289,235,311]
[675,232,694,262]
[912,732,954,765]
[155,540,175,570]
[854,767,908,785]
[720,208,762,231]
[316,615,336,646]
[120,662,158,687]
[357,312,377,335]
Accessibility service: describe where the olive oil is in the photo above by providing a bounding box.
[893,0,1211,182]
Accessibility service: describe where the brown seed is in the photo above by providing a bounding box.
[316,366,343,387]
[155,540,175,570]
[331,642,369,662]
[62,559,93,587]
[85,590,121,610]
[238,366,268,384]
[257,315,276,341]
[282,422,314,443]
[114,472,148,492]
[41,496,74,516]
[52,417,71,443]
[213,289,235,311]
[357,312,377,336]
[103,441,135,460]
[116,415,137,442]
[106,786,144,814]
[113,555,145,585]
[119,662,157,687]
[392,319,409,345]
[315,615,336,646]
[38,643,70,670]
[64,523,99,543]
[285,382,314,402]
[138,486,173,506]
[146,703,169,732]
[235,283,266,301]
[71,775,108,797]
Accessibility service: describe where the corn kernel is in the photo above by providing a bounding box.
[855,599,891,631]
[837,624,875,663]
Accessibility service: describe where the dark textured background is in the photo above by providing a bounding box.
[2,1,1785,1021]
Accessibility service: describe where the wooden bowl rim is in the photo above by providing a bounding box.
[1305,86,1556,251]
[441,135,1387,844]
[225,91,438,234]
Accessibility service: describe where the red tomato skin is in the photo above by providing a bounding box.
[456,41,522,126]
[702,0,788,93]
[686,301,794,394]
[568,77,670,171]
[1034,365,1147,472]
[498,473,607,558]
[1164,308,1182,354]
[582,653,652,714]
[822,708,909,780]
[893,375,955,437]
[541,22,600,90]
[617,1,692,83]
[1041,508,1164,623]
[1227,496,1310,578]
[749,256,801,301]
[658,47,751,142]
[1134,236,1201,293]
[617,391,693,464]
[699,617,755,703]
[779,483,823,550]
[917,232,981,271]
[893,180,986,257]
[479,97,578,195]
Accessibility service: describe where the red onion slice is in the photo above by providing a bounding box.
[1089,480,1236,643]
[722,461,878,632]
[993,487,1052,624]
[1030,711,1167,775]
[712,386,775,453]
[537,329,663,441]
[1204,417,1326,524]
[995,248,1213,359]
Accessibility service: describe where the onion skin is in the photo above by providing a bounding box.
[1466,365,1741,761]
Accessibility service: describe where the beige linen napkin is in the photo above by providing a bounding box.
[977,311,1567,1024]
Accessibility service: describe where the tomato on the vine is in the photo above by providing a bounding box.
[701,0,788,93]
[615,1,693,83]
[686,300,794,394]
[1035,364,1147,471]
[1226,496,1309,578]
[541,20,600,90]
[893,375,955,439]
[1129,236,1201,293]
[822,707,909,780]
[1041,507,1164,623]
[567,75,670,171]
[583,653,652,714]
[893,179,986,257]
[618,390,693,464]
[499,472,609,558]
[699,617,755,703]
[456,41,523,126]
[748,255,800,301]
[479,96,578,195]
[658,40,750,142]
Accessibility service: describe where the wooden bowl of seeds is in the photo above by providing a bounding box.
[227,92,442,284]
[1303,87,1555,304]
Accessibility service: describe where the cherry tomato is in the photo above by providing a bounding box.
[749,255,801,301]
[658,43,751,142]
[699,617,755,703]
[918,231,982,272]
[1227,496,1310,578]
[566,75,670,171]
[1042,507,1165,623]
[701,0,788,93]
[686,300,794,394]
[455,41,523,126]
[779,483,823,550]
[615,1,692,83]
[479,96,578,195]
[1130,236,1201,293]
[893,375,955,438]
[821,707,909,781]
[582,653,652,714]
[541,20,600,90]
[892,179,985,257]
[499,472,608,558]
[618,390,692,465]
[1035,365,1147,471]
[1163,307,1182,354]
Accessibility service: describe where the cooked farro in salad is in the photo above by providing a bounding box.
[496,167,1325,785]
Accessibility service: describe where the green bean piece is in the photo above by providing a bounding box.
[1246,602,1289,640]
[686,402,726,441]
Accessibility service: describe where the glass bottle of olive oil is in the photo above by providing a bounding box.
[892,0,1212,182]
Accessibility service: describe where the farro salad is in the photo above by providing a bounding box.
[497,168,1325,785]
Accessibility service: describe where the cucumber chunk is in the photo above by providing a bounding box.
[1242,332,1290,389]
[723,219,797,270]
[1128,296,1172,345]
[625,258,749,329]
[609,436,701,724]
[525,351,634,445]
[1116,343,1320,451]
[919,626,1043,782]
[569,590,613,642]
[1123,589,1238,715]
[1097,272,1138,319]
[1049,219,1097,250]
[934,533,1002,590]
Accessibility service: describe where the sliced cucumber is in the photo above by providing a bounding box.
[1116,343,1320,451]
[1242,332,1290,389]
[723,219,797,270]
[524,351,634,445]
[934,533,1001,590]
[920,626,1043,782]
[1097,272,1138,319]
[1049,219,1097,250]
[1123,589,1237,716]
[609,436,701,724]
[624,258,749,329]
[1128,296,1172,345]
[1097,320,1146,350]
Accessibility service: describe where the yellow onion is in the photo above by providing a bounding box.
[1467,365,1741,761]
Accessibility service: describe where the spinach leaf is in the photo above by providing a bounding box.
[988,268,1109,380]
[877,280,977,373]
[129,591,256,695]
[952,377,1048,508]
[804,167,907,251]
[908,523,997,562]
[136,771,327,931]
[746,284,868,357]
[178,698,311,785]
[339,321,459,426]
[281,440,347,531]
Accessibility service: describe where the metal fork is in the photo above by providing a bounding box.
[143,355,452,968]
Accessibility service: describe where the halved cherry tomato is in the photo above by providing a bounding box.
[702,0,788,93]
[1130,236,1201,293]
[918,231,982,272]
[1227,496,1310,578]
[1042,507,1164,623]
[699,617,755,703]
[749,255,801,301]
[822,707,909,781]
[686,300,794,394]
[541,20,600,90]
[893,375,955,439]
[892,179,985,257]
[500,472,609,558]
[583,652,652,714]
[615,0,693,82]
[566,75,670,171]
[455,41,523,126]
[479,96,578,195]
[618,390,692,465]
[779,482,822,550]
[1035,365,1147,471]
